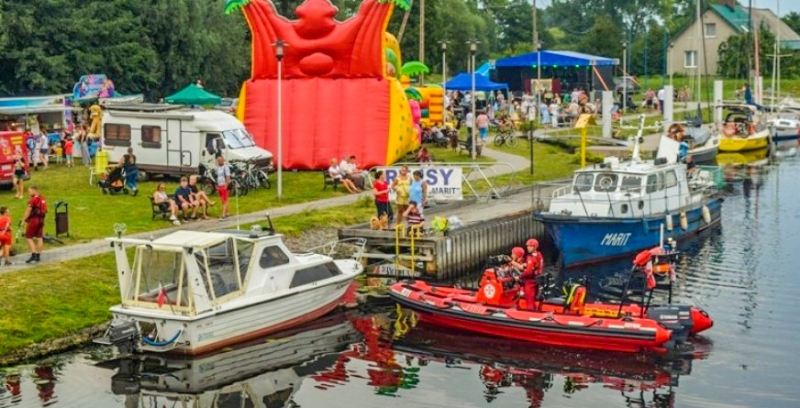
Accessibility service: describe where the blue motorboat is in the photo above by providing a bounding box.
[769,116,800,147]
[534,116,724,268]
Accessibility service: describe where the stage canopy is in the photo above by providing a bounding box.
[496,50,616,68]
[445,73,508,91]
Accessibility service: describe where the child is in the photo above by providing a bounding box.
[403,201,425,237]
[64,136,74,167]
[0,207,12,265]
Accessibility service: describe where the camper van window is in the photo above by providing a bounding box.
[104,124,131,147]
[573,173,594,193]
[205,134,223,155]
[223,129,256,149]
[141,126,162,149]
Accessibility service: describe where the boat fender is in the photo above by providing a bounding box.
[702,205,711,224]
[633,249,653,267]
[665,214,674,231]
[680,212,688,230]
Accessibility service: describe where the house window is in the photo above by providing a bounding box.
[684,51,697,68]
[141,125,162,149]
[704,23,716,38]
[104,124,131,147]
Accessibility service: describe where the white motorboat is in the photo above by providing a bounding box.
[96,217,365,355]
[106,312,359,408]
[659,123,719,164]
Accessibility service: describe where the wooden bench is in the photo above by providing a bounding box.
[322,170,340,191]
[149,196,170,221]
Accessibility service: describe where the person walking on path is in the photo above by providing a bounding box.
[657,87,665,114]
[215,155,232,220]
[77,125,91,166]
[372,170,393,222]
[476,110,490,141]
[23,186,46,264]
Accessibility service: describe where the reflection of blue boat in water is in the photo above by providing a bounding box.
[534,120,723,268]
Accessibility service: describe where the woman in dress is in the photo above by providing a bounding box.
[392,165,411,225]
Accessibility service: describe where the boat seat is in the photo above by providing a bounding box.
[543,296,566,306]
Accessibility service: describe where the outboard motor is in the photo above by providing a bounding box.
[94,320,139,355]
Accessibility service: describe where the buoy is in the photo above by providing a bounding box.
[702,205,711,224]
[680,212,688,230]
[665,214,674,231]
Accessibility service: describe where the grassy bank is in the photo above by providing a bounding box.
[3,166,352,249]
[0,197,377,360]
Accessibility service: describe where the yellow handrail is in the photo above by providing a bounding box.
[408,224,423,277]
[394,223,405,279]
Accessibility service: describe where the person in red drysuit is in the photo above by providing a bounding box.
[519,239,544,310]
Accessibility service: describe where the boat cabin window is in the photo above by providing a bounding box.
[259,245,291,268]
[593,173,618,192]
[573,173,594,193]
[620,176,642,194]
[664,170,678,188]
[646,175,658,193]
[135,249,189,307]
[289,262,343,289]
[196,238,247,300]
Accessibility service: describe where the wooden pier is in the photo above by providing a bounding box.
[338,182,568,281]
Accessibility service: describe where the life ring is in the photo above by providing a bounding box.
[722,123,737,137]
[598,175,614,189]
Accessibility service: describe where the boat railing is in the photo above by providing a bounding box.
[305,237,368,263]
[531,179,572,212]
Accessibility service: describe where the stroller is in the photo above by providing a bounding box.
[98,166,129,195]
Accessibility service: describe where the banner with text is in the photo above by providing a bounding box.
[379,166,463,201]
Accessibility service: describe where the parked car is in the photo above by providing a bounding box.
[614,76,640,95]
[214,97,238,114]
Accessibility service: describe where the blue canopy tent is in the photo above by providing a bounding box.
[445,73,508,91]
[493,50,617,94]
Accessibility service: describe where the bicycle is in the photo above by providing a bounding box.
[494,131,518,148]
[240,156,271,190]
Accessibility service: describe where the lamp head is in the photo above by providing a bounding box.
[467,39,479,53]
[273,40,286,60]
[536,41,542,51]
[439,40,448,51]
[669,42,675,49]
[621,40,627,49]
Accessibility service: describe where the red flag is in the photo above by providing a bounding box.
[157,284,166,308]
[645,261,656,290]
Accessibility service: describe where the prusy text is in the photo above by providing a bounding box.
[384,168,456,185]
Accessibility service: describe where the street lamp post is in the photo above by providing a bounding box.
[621,40,628,112]
[669,42,675,86]
[273,39,285,200]
[536,41,542,115]
[439,40,448,107]
[467,39,478,160]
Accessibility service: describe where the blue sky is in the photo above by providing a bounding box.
[755,0,800,17]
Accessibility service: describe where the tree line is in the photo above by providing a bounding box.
[0,0,798,99]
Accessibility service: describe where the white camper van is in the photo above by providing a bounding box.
[101,104,272,177]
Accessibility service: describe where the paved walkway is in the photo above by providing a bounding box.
[1,146,530,274]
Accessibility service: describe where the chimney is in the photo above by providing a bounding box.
[719,0,737,10]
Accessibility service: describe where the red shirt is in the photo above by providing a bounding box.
[64,140,74,155]
[28,195,44,219]
[520,251,544,280]
[0,215,10,233]
[374,180,389,203]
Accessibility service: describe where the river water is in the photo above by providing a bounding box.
[2,154,799,408]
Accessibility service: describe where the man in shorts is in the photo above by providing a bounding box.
[23,186,46,263]
[216,155,231,220]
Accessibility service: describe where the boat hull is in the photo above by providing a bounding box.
[690,143,719,164]
[719,134,769,152]
[110,277,356,355]
[534,198,723,268]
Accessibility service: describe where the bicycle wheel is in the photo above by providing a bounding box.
[506,135,519,148]
[228,178,244,197]
[256,170,271,189]
[493,135,505,147]
[202,178,216,196]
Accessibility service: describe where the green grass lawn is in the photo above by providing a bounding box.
[628,76,800,101]
[5,165,350,248]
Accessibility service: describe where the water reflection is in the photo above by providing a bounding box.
[102,312,359,408]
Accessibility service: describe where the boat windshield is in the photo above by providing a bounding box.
[222,128,256,150]
[194,238,254,301]
[594,173,619,193]
[573,173,594,193]
[134,249,189,307]
[620,175,642,194]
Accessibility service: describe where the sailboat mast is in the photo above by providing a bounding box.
[777,0,781,102]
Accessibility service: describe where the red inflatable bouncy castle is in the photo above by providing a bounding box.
[226,0,418,170]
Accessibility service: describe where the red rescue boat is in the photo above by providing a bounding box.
[387,247,712,354]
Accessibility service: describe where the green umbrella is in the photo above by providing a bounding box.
[165,84,222,106]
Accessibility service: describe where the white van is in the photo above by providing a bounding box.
[101,104,272,178]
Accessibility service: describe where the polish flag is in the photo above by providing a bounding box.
[157,284,166,308]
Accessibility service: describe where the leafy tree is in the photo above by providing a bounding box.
[718,21,776,78]
[783,12,800,37]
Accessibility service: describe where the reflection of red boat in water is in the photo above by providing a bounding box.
[389,248,713,353]
[393,322,710,408]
